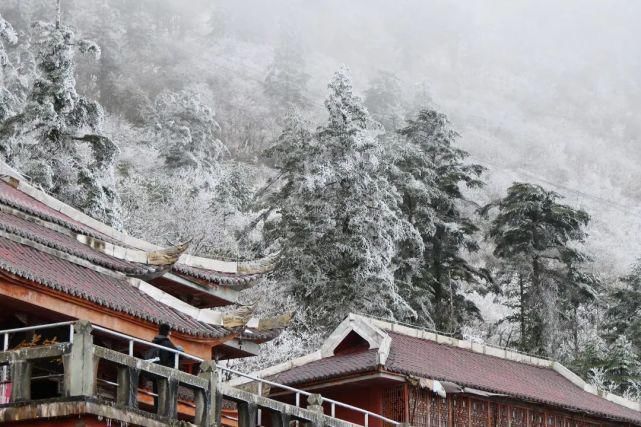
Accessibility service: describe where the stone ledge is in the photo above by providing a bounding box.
[0,343,70,363]
[0,396,194,427]
[221,384,356,427]
[95,346,209,389]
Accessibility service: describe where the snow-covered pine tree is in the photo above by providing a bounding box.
[120,88,255,258]
[604,260,641,351]
[483,183,596,356]
[0,13,19,123]
[0,10,121,227]
[600,335,641,398]
[573,335,641,399]
[264,68,419,337]
[0,13,17,70]
[396,108,487,334]
[364,71,404,132]
[149,89,225,173]
[264,30,310,114]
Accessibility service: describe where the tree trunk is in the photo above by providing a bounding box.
[519,272,526,351]
[432,224,445,328]
[56,0,62,28]
[573,305,579,358]
[531,255,543,353]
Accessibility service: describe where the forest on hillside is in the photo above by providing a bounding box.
[1,0,641,400]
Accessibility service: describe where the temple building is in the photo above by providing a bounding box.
[234,314,641,427]
[0,161,302,426]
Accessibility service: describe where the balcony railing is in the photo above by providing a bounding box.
[0,320,404,427]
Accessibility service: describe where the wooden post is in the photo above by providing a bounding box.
[63,320,97,397]
[116,365,139,408]
[197,361,221,427]
[9,360,31,402]
[238,401,258,427]
[403,383,410,424]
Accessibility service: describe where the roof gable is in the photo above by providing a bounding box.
[320,314,391,364]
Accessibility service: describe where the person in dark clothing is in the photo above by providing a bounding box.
[152,323,178,367]
[150,323,181,413]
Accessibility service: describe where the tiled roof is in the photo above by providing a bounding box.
[0,210,153,276]
[269,329,641,424]
[0,181,116,242]
[237,327,291,344]
[271,350,378,385]
[0,179,261,287]
[384,333,641,424]
[174,264,259,288]
[0,237,228,337]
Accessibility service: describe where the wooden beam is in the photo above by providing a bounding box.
[163,273,240,305]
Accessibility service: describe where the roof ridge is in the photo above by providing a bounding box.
[0,208,153,275]
[0,167,157,250]
[350,313,553,365]
[0,163,276,275]
[0,229,130,280]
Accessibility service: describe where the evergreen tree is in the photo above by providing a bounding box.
[601,335,641,397]
[396,108,486,333]
[364,71,404,132]
[483,183,596,356]
[264,68,419,336]
[0,9,121,226]
[604,260,641,351]
[264,30,310,114]
[0,13,17,69]
[0,13,20,124]
[149,89,225,172]
[573,335,641,399]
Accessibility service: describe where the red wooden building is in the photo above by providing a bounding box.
[0,162,288,425]
[234,314,641,426]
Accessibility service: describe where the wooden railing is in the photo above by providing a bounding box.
[0,320,385,427]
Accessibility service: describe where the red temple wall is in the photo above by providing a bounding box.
[273,382,634,427]
[322,385,385,427]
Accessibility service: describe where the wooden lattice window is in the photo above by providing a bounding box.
[470,398,488,427]
[547,414,563,427]
[511,406,527,427]
[382,385,405,425]
[531,410,545,427]
[429,394,448,427]
[452,396,469,426]
[408,385,429,427]
[494,403,510,427]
